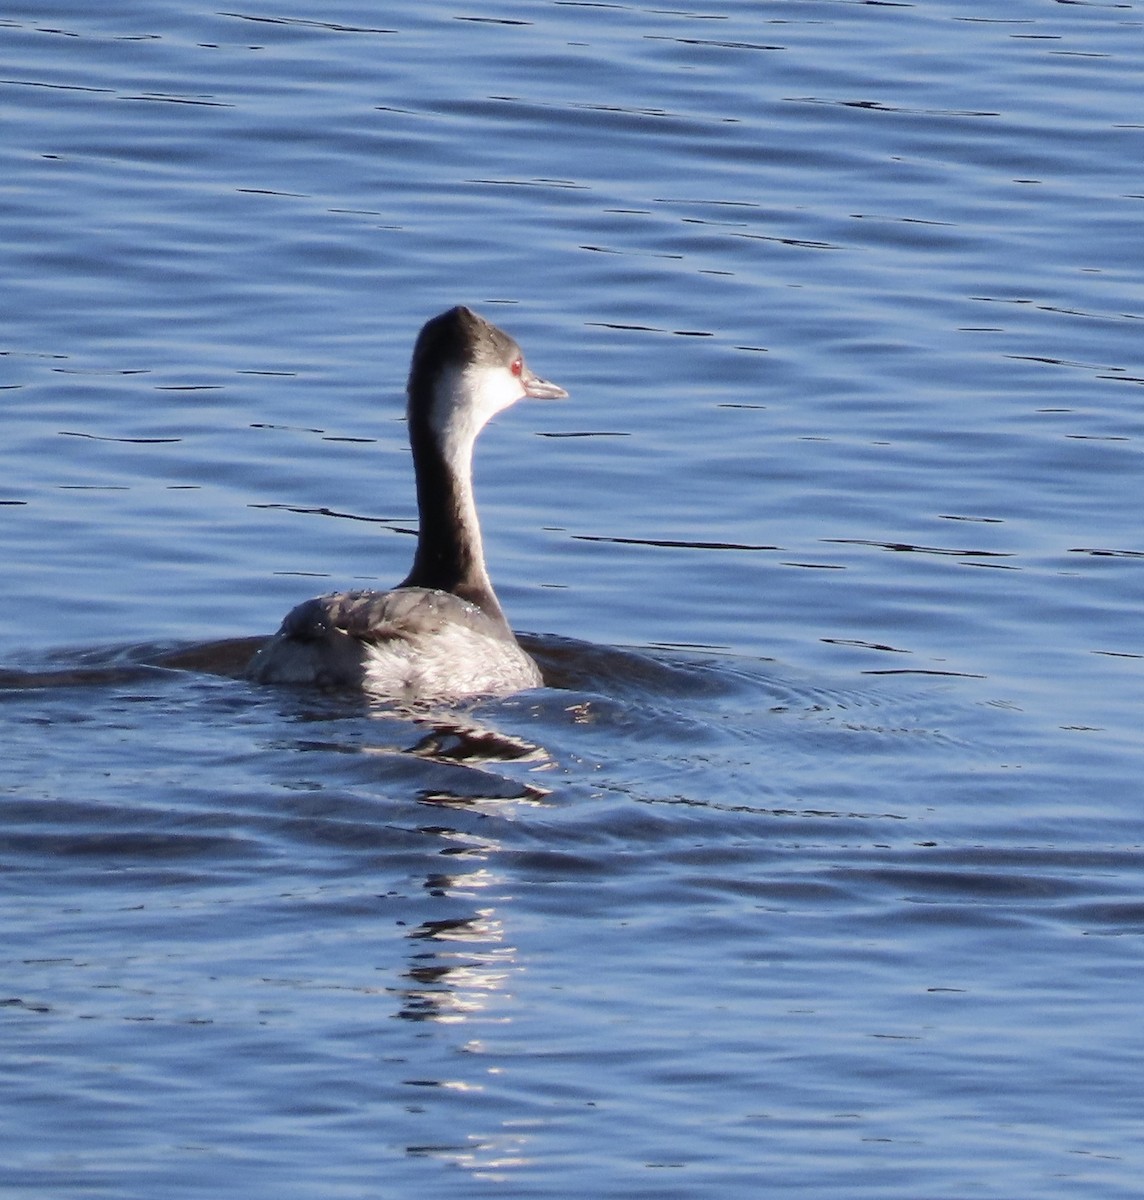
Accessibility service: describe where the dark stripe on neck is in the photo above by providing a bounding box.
[400,394,507,626]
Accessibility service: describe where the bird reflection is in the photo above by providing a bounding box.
[400,714,555,808]
[396,909,513,1023]
[404,720,549,767]
[416,780,550,811]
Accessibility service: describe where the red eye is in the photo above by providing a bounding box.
[510,357,523,377]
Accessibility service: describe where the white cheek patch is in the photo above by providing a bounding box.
[428,363,526,459]
[467,363,527,423]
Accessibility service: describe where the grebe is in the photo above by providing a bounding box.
[248,305,567,703]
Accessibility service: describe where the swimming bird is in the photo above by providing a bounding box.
[248,305,567,703]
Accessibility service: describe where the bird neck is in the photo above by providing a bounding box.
[401,392,508,628]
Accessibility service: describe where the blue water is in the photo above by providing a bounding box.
[3,1,1144,1196]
